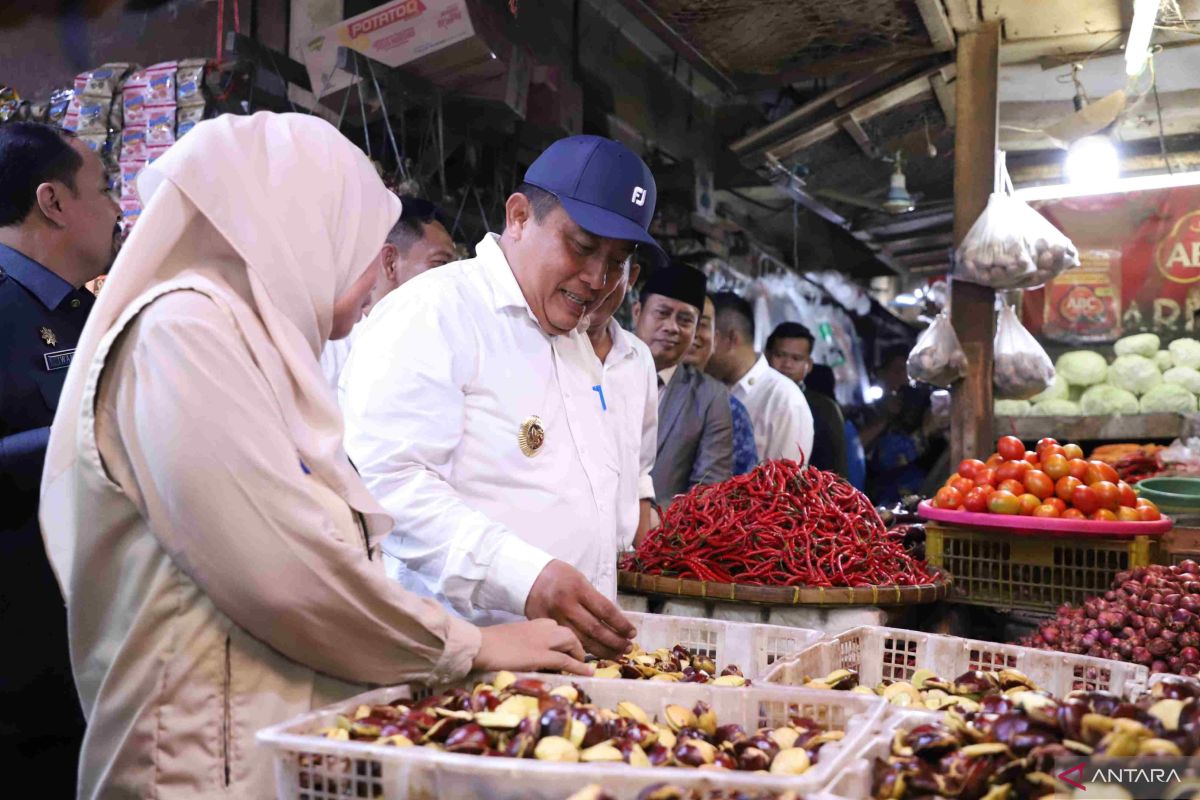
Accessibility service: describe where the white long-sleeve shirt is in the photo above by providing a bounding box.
[593,319,657,551]
[732,354,814,465]
[341,235,621,625]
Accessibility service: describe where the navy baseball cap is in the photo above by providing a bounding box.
[523,135,666,263]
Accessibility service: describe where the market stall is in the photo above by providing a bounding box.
[14,1,1200,799]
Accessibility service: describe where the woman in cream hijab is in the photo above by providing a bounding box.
[40,112,587,799]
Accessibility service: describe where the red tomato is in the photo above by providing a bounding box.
[1071,485,1100,515]
[1024,451,1040,465]
[935,486,964,509]
[1117,506,1141,522]
[1062,443,1084,460]
[976,468,997,487]
[1041,444,1066,461]
[1023,469,1054,500]
[1062,508,1086,520]
[958,459,986,480]
[1043,454,1070,481]
[1032,503,1061,518]
[986,453,1004,469]
[1084,461,1120,486]
[1117,481,1138,508]
[950,477,975,496]
[1018,493,1041,515]
[1045,497,1068,513]
[1092,480,1120,511]
[1137,497,1158,510]
[963,488,990,513]
[997,436,1026,462]
[1056,476,1083,502]
[1035,437,1059,456]
[999,479,1026,496]
[1091,509,1118,522]
[1138,505,1163,521]
[987,490,1021,515]
[996,461,1029,483]
[1068,459,1090,481]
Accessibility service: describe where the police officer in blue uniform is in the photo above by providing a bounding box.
[0,122,119,795]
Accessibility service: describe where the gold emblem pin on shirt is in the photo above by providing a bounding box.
[518,415,545,457]
[40,327,57,347]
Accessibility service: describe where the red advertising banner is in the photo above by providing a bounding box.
[1024,186,1200,345]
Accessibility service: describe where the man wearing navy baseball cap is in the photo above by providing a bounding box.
[343,136,666,658]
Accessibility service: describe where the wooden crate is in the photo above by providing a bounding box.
[1163,523,1200,565]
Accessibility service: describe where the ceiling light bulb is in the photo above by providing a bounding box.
[1065,135,1119,186]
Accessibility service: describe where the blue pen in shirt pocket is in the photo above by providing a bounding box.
[592,384,607,411]
[300,460,311,475]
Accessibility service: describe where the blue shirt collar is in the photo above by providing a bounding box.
[0,242,75,310]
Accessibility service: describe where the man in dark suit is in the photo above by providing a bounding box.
[0,122,119,794]
[632,262,733,505]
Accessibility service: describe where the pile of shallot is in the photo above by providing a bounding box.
[1021,561,1200,675]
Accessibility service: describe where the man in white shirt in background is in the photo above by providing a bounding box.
[584,259,656,550]
[342,136,665,657]
[320,196,456,390]
[705,291,814,465]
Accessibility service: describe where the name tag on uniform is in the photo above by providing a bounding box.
[44,349,75,371]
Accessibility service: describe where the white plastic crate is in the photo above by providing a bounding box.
[819,710,927,799]
[763,625,1149,701]
[258,672,886,800]
[610,611,823,682]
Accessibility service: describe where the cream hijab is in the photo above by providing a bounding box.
[41,112,401,589]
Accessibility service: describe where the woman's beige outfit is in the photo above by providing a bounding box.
[40,113,480,798]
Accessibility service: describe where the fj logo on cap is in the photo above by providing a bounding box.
[631,187,647,206]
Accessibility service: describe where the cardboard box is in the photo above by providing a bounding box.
[301,0,513,99]
[457,45,531,119]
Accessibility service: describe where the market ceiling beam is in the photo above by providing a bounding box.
[841,115,881,159]
[1010,149,1200,183]
[943,0,980,33]
[735,47,943,92]
[915,0,956,52]
[930,67,956,126]
[891,250,950,268]
[866,207,954,237]
[1000,88,1200,152]
[882,231,955,254]
[728,62,902,157]
[612,0,740,94]
[765,60,954,162]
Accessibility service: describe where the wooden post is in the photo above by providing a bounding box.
[949,20,1001,466]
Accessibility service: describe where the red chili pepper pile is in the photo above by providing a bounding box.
[1115,451,1160,485]
[621,459,932,587]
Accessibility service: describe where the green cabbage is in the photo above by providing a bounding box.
[1079,384,1139,415]
[1169,338,1200,370]
[994,399,1032,416]
[1163,366,1200,394]
[1030,374,1070,403]
[1031,399,1081,416]
[1139,382,1197,413]
[1113,333,1161,358]
[1156,350,1174,371]
[1055,350,1108,386]
[1107,354,1162,395]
